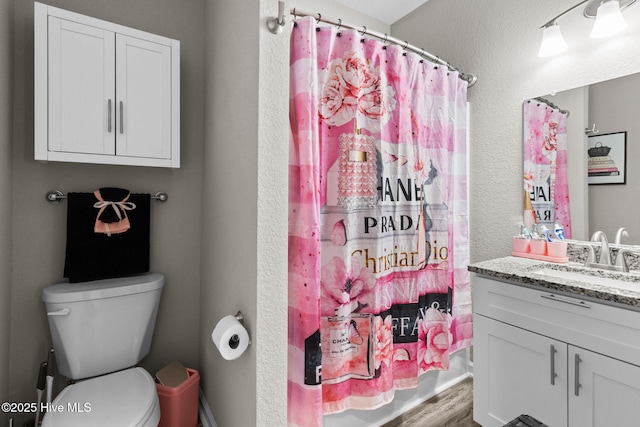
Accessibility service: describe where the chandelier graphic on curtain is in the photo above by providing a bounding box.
[288,17,471,426]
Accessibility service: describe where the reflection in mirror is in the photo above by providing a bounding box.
[523,98,571,238]
[525,72,640,244]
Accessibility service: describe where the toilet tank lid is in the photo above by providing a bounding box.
[42,273,164,304]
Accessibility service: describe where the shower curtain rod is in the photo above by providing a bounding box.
[290,8,477,87]
[532,97,570,117]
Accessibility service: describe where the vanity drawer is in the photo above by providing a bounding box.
[473,275,640,366]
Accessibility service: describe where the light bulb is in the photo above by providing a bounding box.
[590,0,628,38]
[538,24,568,57]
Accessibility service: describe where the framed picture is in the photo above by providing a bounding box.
[587,131,626,185]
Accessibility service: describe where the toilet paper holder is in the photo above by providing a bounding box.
[234,311,245,325]
[211,310,252,360]
[230,311,251,346]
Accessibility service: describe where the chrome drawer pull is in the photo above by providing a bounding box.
[107,99,112,132]
[550,344,557,385]
[119,101,124,134]
[541,294,591,309]
[574,353,582,396]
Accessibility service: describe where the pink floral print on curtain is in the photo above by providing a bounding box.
[523,99,571,237]
[288,17,471,426]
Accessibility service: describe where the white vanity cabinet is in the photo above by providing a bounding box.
[473,275,640,427]
[34,2,180,168]
[474,315,567,426]
[568,346,640,427]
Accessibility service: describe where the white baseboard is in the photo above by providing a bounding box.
[198,388,217,427]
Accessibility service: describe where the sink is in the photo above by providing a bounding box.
[532,268,640,292]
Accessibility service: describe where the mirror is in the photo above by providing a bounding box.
[526,72,640,244]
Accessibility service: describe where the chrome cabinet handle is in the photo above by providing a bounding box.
[574,353,582,396]
[541,294,591,309]
[550,344,557,385]
[108,99,112,132]
[119,101,124,134]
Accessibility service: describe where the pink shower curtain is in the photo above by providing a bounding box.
[288,17,471,426]
[523,99,571,237]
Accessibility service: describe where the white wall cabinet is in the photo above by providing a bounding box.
[473,276,640,427]
[34,2,180,168]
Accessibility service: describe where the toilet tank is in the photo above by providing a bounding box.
[42,273,164,380]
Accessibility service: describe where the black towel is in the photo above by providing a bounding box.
[64,192,151,283]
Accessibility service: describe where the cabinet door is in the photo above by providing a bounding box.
[48,17,115,155]
[474,315,567,427]
[569,346,640,427]
[115,35,172,160]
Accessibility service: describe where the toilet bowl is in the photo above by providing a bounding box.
[41,273,164,426]
[42,367,159,427]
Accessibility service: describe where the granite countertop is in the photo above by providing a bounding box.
[468,256,640,309]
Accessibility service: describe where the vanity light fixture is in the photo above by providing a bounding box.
[538,0,638,57]
[589,0,628,38]
[538,23,569,57]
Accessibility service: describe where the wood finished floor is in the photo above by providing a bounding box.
[382,377,481,427]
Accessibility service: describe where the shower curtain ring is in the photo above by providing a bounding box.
[382,33,389,49]
[401,41,409,56]
[419,48,426,62]
[359,25,367,35]
[316,13,321,23]
[335,18,342,30]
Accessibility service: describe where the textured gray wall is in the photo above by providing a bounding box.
[201,1,259,426]
[0,0,14,424]
[588,73,640,242]
[8,1,204,425]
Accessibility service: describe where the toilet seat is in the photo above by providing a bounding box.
[41,367,160,427]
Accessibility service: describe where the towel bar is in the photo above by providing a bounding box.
[46,190,168,204]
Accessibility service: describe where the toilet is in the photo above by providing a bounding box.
[41,273,164,427]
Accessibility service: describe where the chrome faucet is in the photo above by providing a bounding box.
[586,231,623,271]
[612,247,640,272]
[615,249,630,272]
[615,227,629,245]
